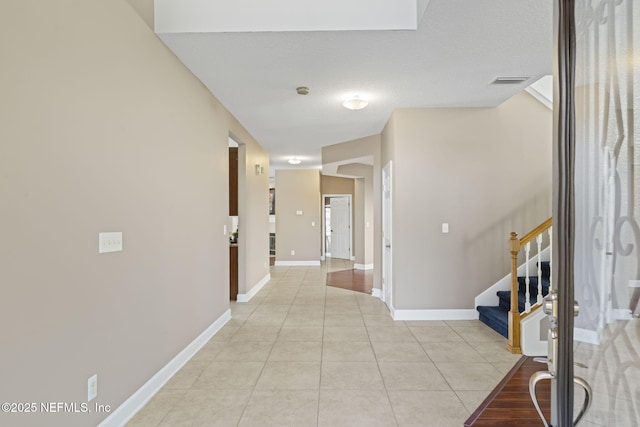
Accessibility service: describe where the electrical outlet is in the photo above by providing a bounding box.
[88,375,97,401]
[99,232,123,253]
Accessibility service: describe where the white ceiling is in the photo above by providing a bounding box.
[156,0,553,174]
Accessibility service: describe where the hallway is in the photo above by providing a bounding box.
[127,264,520,426]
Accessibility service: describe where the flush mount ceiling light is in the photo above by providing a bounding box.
[342,96,368,110]
[296,86,310,95]
[288,157,302,165]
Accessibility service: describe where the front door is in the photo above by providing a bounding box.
[552,1,639,426]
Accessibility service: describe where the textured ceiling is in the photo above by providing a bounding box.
[156,0,553,174]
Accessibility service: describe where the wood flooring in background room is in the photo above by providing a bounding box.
[126,262,520,427]
[326,268,373,294]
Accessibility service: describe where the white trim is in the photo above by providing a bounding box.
[525,86,553,109]
[274,260,321,266]
[520,308,548,357]
[574,327,600,345]
[354,263,373,270]
[371,288,382,298]
[350,256,356,261]
[236,273,270,302]
[629,280,640,288]
[613,308,633,320]
[392,309,479,321]
[98,310,231,427]
[525,75,553,109]
[320,255,326,261]
[382,161,393,311]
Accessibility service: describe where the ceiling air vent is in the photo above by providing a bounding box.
[490,77,530,85]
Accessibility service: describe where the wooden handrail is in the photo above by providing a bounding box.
[519,217,553,246]
[506,217,552,354]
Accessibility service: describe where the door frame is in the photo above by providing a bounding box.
[321,194,353,261]
[554,0,577,424]
[382,161,393,309]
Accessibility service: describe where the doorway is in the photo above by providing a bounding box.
[322,194,352,261]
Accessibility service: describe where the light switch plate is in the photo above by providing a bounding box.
[442,223,449,233]
[88,374,97,401]
[99,232,123,253]
[296,210,303,216]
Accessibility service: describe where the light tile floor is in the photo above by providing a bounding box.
[127,264,521,427]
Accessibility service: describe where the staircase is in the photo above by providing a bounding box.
[477,261,550,338]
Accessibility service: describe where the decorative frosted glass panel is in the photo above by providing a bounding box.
[573,1,640,425]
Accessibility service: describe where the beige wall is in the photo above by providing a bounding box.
[0,1,268,426]
[236,137,270,295]
[321,175,355,195]
[381,92,552,310]
[275,170,321,262]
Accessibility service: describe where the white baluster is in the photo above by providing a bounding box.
[525,241,531,312]
[536,234,543,305]
[548,227,553,292]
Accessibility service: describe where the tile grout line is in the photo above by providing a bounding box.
[234,265,294,426]
[316,267,327,427]
[364,294,401,427]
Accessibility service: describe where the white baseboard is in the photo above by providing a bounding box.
[371,288,382,298]
[98,309,231,427]
[392,309,479,321]
[574,327,600,345]
[354,263,373,270]
[320,255,326,261]
[613,308,633,320]
[237,273,270,302]
[274,260,321,266]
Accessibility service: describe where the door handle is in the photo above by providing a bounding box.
[529,371,554,427]
[529,372,592,427]
[534,292,591,426]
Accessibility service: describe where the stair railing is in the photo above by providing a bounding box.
[507,217,553,354]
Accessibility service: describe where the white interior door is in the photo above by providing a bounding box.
[329,197,350,260]
[382,162,393,308]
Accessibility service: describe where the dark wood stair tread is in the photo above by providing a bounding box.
[465,356,550,427]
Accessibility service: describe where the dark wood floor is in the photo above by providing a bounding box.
[326,268,373,294]
[465,356,550,427]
